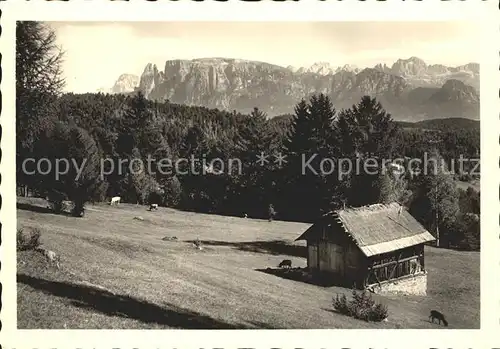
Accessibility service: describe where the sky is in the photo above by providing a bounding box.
[47,21,480,94]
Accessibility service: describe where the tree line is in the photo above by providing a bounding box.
[16,21,480,250]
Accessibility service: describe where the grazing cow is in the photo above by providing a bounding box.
[278,259,292,268]
[193,238,203,250]
[429,310,448,326]
[110,196,121,205]
[162,236,178,241]
[149,203,158,211]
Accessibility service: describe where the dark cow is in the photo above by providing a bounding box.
[429,310,448,326]
[278,259,292,268]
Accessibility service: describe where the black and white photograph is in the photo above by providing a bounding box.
[12,19,483,331]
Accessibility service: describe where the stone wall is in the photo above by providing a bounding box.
[368,272,427,296]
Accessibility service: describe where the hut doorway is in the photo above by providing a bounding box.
[318,240,330,271]
[317,240,345,276]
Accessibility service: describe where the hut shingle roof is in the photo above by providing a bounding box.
[296,202,435,257]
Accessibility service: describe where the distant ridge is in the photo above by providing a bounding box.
[396,117,480,131]
[102,57,479,121]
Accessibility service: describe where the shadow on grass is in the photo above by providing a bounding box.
[244,320,283,329]
[256,267,353,288]
[17,274,244,329]
[17,202,55,214]
[17,202,74,217]
[185,239,307,258]
[321,307,339,315]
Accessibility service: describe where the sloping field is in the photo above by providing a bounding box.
[17,197,480,329]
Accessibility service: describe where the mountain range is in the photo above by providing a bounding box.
[100,57,479,121]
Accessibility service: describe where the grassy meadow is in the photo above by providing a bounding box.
[17,197,479,329]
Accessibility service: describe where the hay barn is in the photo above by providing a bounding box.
[295,202,436,295]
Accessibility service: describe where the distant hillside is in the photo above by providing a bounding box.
[397,118,480,131]
[271,115,479,133]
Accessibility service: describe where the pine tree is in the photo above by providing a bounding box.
[126,148,159,205]
[43,123,103,216]
[117,92,153,154]
[284,99,313,158]
[282,94,341,221]
[162,176,182,207]
[336,96,399,207]
[337,96,398,159]
[16,21,65,195]
[235,107,273,216]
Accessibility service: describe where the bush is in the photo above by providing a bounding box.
[162,176,182,207]
[17,227,42,251]
[332,289,388,322]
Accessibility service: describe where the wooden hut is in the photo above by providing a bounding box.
[295,202,435,295]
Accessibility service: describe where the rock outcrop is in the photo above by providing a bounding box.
[111,74,139,94]
[374,56,479,91]
[98,74,140,94]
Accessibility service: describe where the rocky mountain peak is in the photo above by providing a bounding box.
[373,63,391,74]
[438,79,479,102]
[408,56,427,64]
[336,64,360,74]
[140,63,162,97]
[391,56,428,76]
[370,57,481,91]
[111,74,139,94]
[104,56,479,121]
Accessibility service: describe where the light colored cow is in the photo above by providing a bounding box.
[110,196,121,205]
[36,247,61,269]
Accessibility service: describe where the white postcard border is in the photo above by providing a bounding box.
[0,1,498,348]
